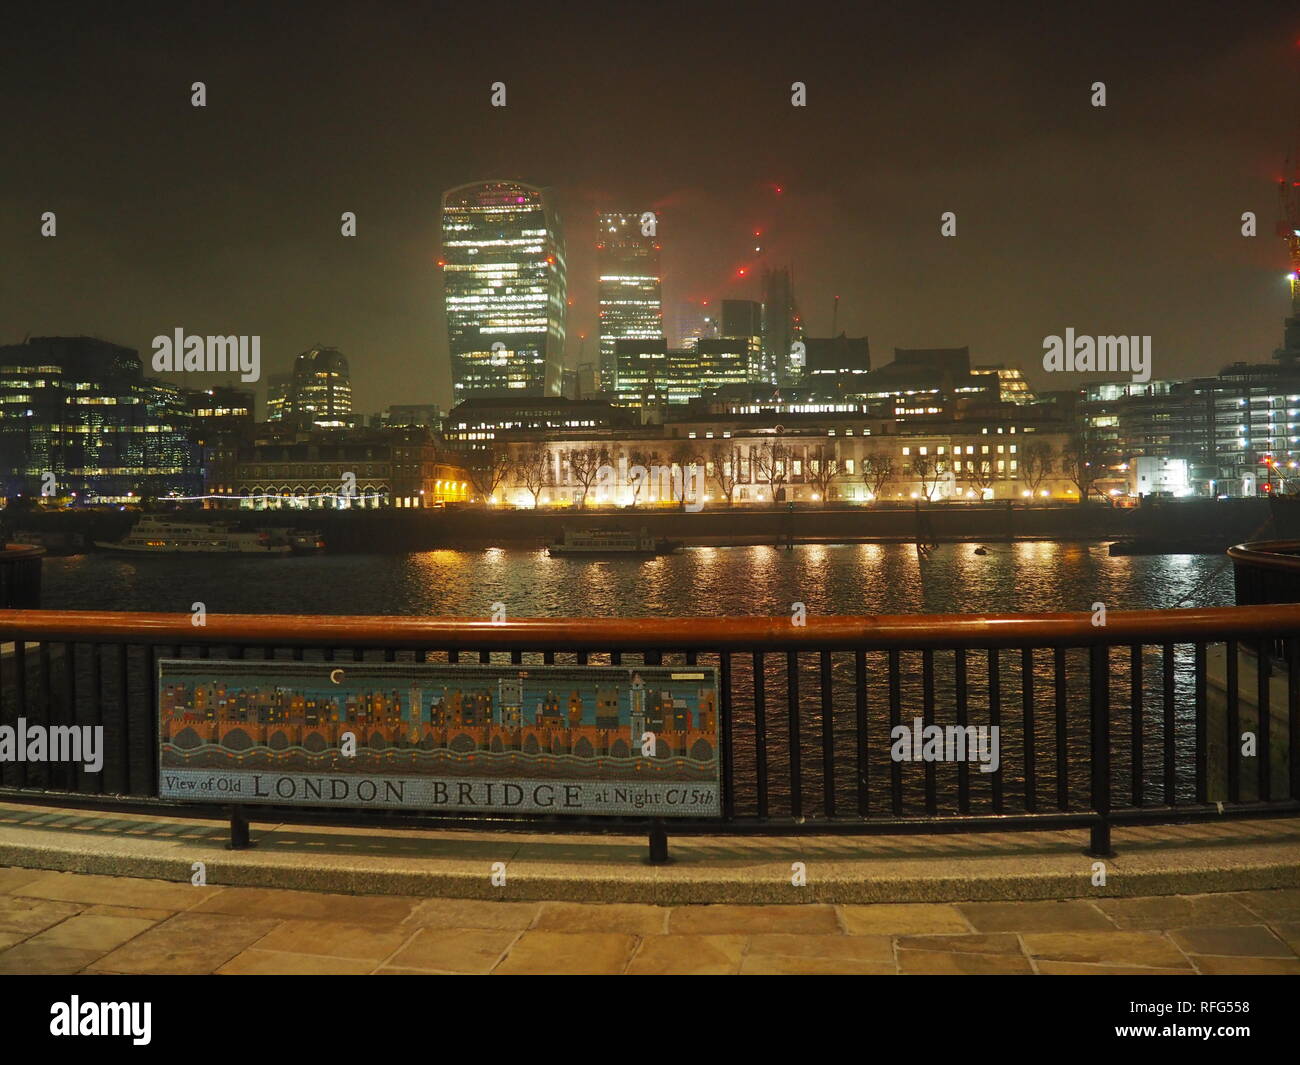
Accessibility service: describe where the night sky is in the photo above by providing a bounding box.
[2,0,1298,415]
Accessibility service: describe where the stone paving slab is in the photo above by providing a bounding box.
[0,866,1295,974]
[0,801,1298,905]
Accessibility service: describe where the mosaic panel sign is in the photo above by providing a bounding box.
[158,660,721,817]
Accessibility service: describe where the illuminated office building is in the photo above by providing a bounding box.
[441,181,567,398]
[719,300,764,381]
[0,335,200,502]
[761,266,803,385]
[597,212,663,391]
[614,338,668,405]
[972,364,1036,405]
[283,347,355,428]
[266,373,291,421]
[694,339,753,393]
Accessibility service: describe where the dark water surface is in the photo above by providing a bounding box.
[42,541,1235,616]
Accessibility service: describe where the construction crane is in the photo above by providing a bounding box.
[1279,151,1300,307]
[1281,48,1300,308]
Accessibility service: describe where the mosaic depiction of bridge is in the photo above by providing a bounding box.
[158,661,719,782]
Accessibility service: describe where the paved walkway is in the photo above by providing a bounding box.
[1,867,1298,974]
[3,802,1299,904]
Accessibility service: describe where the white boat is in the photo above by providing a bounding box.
[547,527,680,557]
[94,516,292,555]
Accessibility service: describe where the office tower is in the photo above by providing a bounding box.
[596,212,663,392]
[719,300,764,382]
[575,361,601,398]
[971,365,1036,404]
[614,337,668,405]
[0,336,200,502]
[802,335,872,393]
[694,338,753,393]
[761,266,803,385]
[265,373,291,421]
[286,346,354,428]
[441,180,567,398]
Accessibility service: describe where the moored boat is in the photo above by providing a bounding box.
[94,516,292,555]
[288,530,326,554]
[547,526,680,557]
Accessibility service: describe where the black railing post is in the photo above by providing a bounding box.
[647,819,669,864]
[1086,643,1114,858]
[229,805,253,850]
[1289,636,1300,802]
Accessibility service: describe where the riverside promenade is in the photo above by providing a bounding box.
[0,802,1297,975]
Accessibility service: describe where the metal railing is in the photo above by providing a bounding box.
[0,544,43,609]
[0,599,1297,856]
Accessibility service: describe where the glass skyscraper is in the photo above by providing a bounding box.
[441,181,567,398]
[597,211,662,392]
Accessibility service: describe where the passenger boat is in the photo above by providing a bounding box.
[288,530,326,554]
[547,527,680,557]
[94,516,292,555]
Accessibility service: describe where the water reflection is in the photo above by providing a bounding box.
[42,542,1236,617]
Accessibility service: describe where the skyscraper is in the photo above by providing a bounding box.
[761,266,803,385]
[285,346,354,428]
[719,299,764,381]
[596,212,663,392]
[441,181,567,398]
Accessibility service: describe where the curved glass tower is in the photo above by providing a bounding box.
[441,181,566,398]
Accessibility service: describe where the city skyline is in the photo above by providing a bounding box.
[3,3,1298,417]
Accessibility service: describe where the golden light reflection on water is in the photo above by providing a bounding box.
[42,542,1239,618]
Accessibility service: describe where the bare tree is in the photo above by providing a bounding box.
[514,445,550,508]
[805,444,841,502]
[669,442,703,508]
[707,441,739,505]
[1019,440,1054,497]
[962,456,997,499]
[568,446,610,508]
[751,439,789,505]
[1061,435,1106,504]
[910,454,949,502]
[861,451,896,502]
[466,444,512,504]
[625,448,652,507]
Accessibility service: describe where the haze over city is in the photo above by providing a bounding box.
[3,0,1299,415]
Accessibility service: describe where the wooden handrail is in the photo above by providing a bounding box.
[0,543,45,561]
[3,604,1300,650]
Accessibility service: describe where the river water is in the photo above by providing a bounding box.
[41,541,1235,616]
